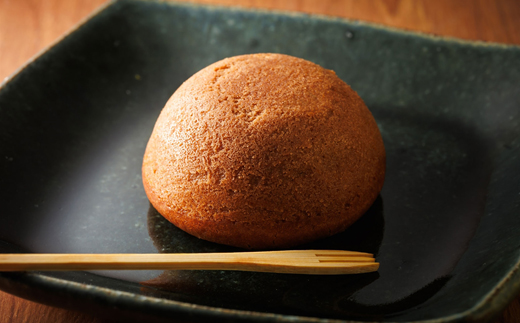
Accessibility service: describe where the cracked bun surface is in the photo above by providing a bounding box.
[142,53,385,249]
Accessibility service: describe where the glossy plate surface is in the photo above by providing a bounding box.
[0,1,519,322]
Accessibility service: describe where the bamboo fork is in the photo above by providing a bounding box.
[0,250,378,275]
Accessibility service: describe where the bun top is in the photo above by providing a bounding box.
[142,53,385,248]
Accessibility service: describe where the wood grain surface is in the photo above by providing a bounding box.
[1,0,519,322]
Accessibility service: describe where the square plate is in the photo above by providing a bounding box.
[1,0,519,322]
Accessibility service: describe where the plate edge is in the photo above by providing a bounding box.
[156,0,520,50]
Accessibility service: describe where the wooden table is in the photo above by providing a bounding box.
[1,1,519,322]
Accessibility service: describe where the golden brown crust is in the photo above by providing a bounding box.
[142,53,385,249]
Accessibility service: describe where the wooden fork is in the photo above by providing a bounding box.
[0,250,378,275]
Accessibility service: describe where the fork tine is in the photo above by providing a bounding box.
[311,250,373,257]
[311,262,379,274]
[268,250,372,256]
[317,257,375,263]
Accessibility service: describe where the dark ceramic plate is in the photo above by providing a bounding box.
[1,0,520,322]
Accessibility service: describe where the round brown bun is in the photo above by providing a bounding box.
[142,53,385,249]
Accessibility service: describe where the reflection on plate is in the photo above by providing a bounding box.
[141,200,383,319]
[142,198,451,320]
